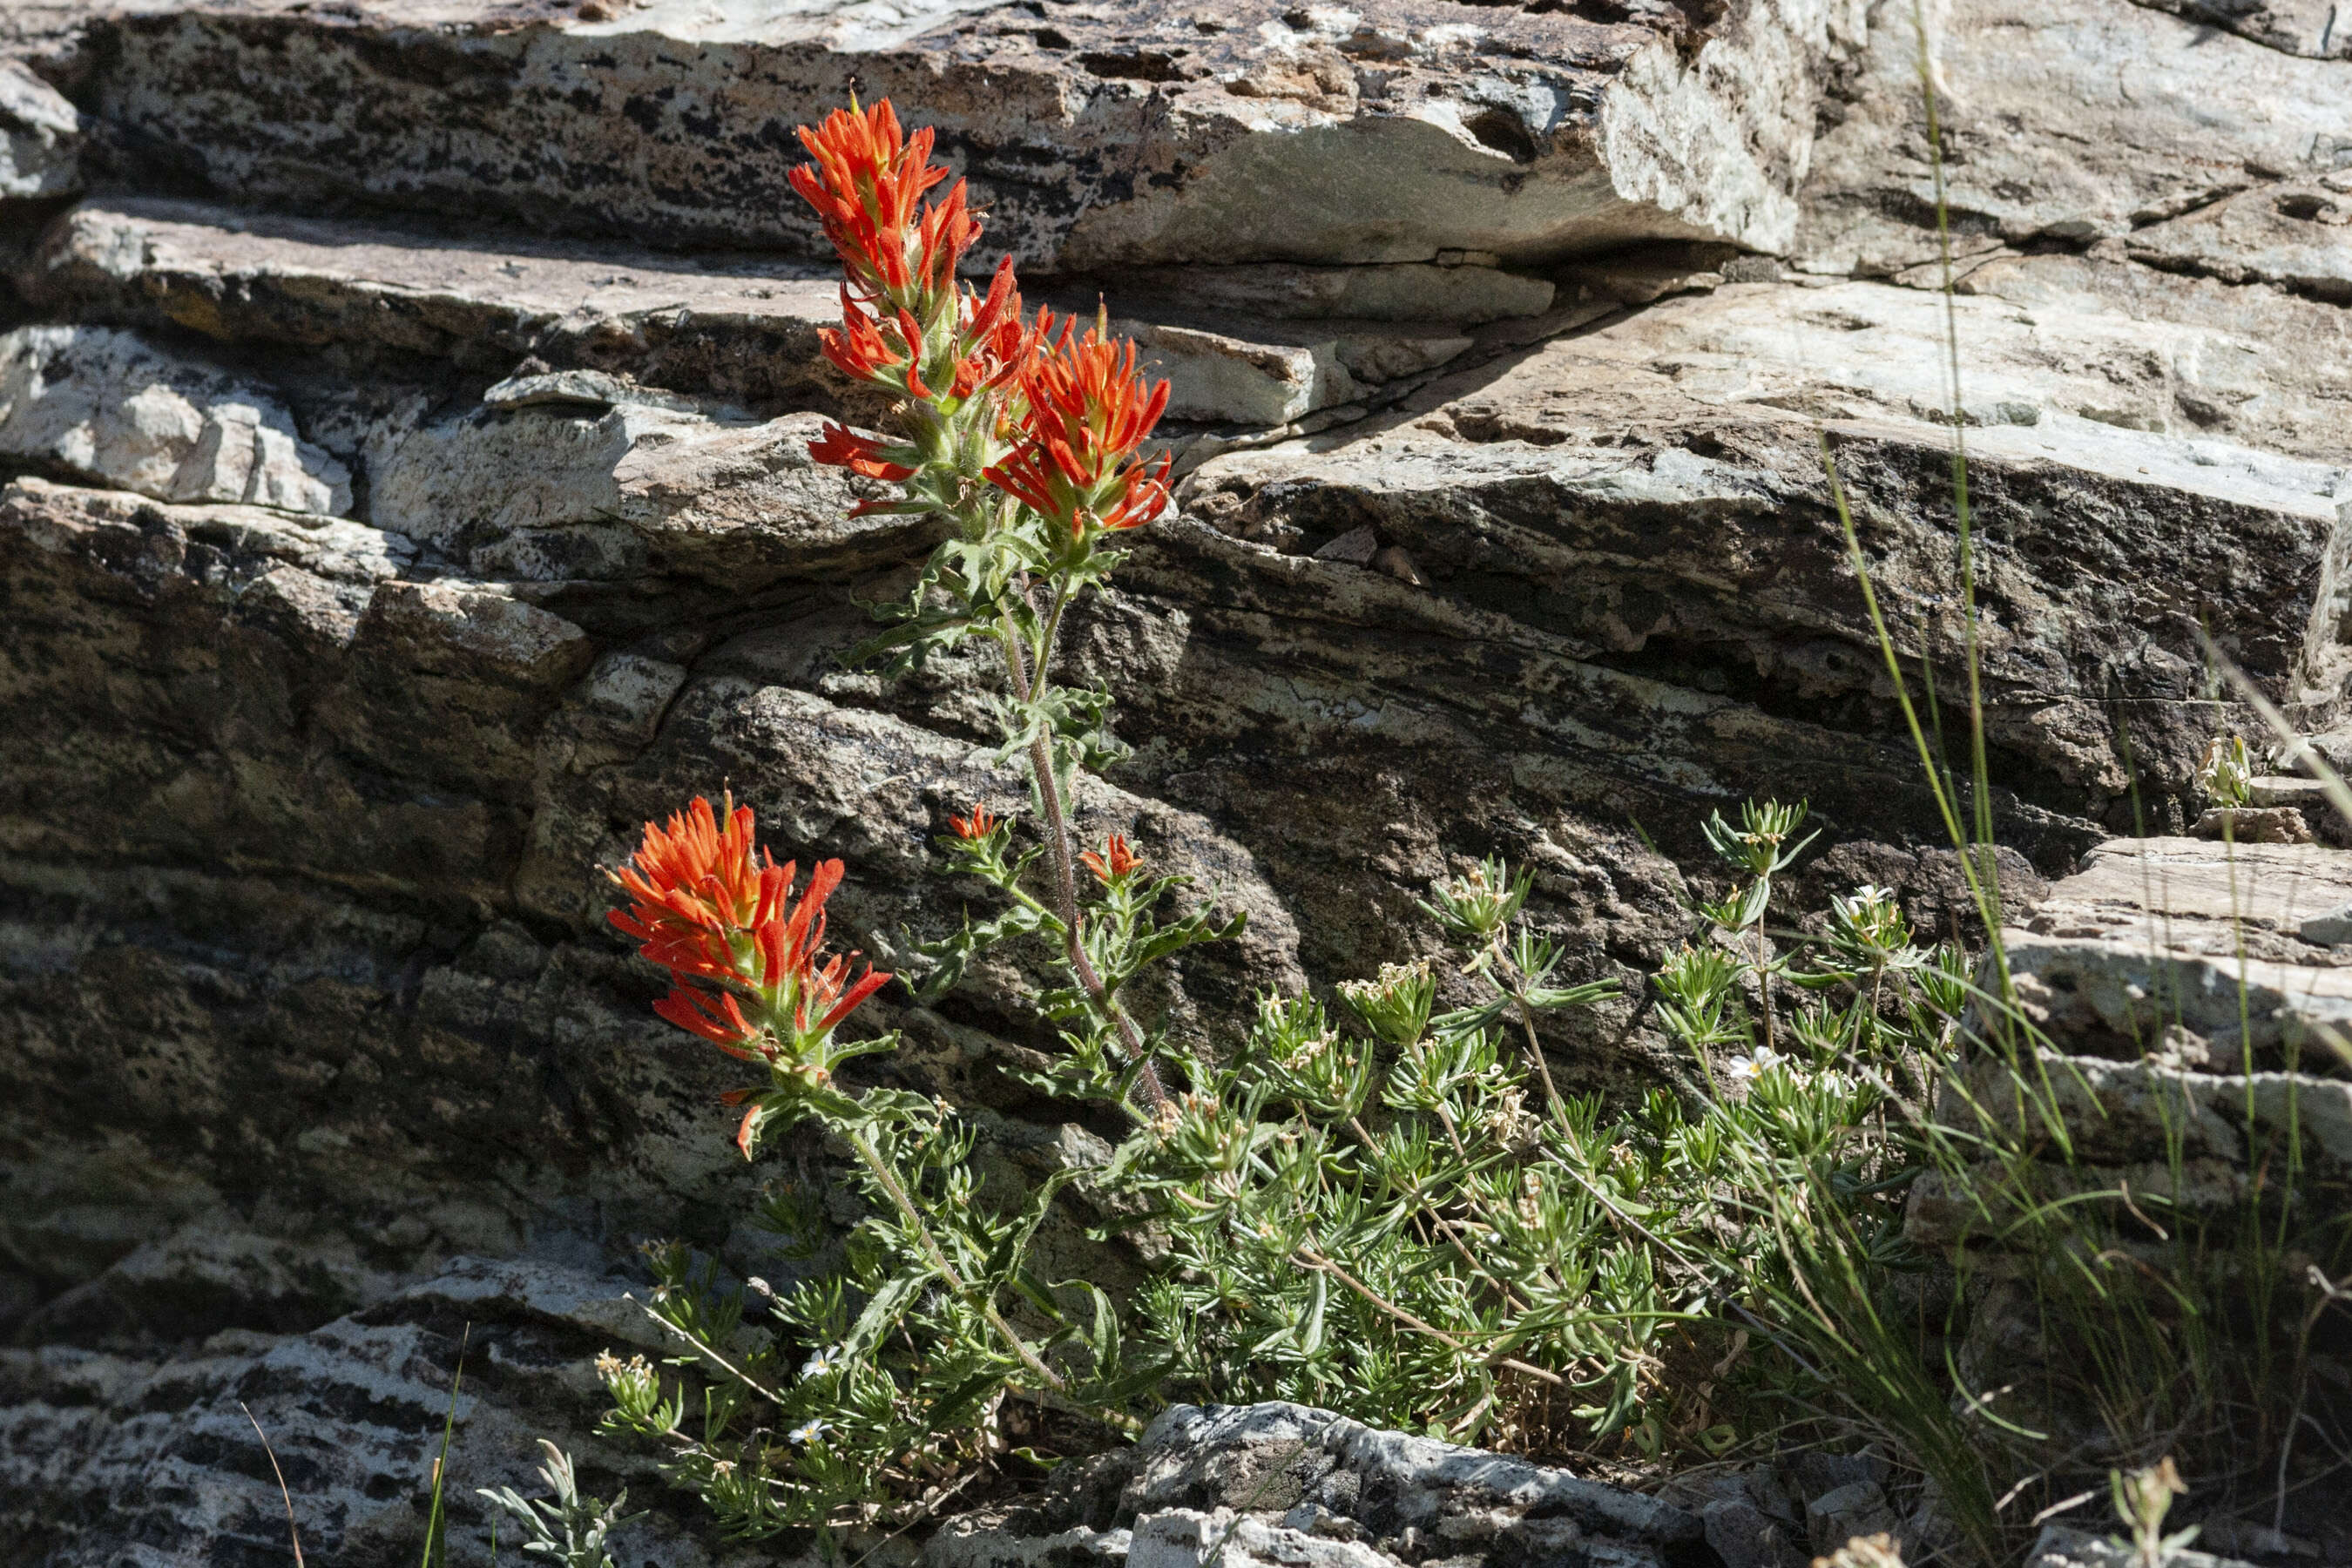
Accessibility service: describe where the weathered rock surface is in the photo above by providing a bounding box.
[1796,0,2352,275]
[1942,254,2352,463]
[3,0,2351,1560]
[1907,838,2352,1244]
[2126,180,2352,308]
[0,57,79,199]
[15,198,847,408]
[365,400,947,588]
[64,0,1865,268]
[2128,0,2352,58]
[1111,259,1555,327]
[0,1255,779,1568]
[0,324,353,514]
[928,1402,1707,1568]
[1548,271,2352,471]
[1903,833,2352,1365]
[1179,339,2343,841]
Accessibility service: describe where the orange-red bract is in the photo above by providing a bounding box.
[985,312,1173,538]
[950,804,1003,840]
[1079,833,1142,882]
[808,422,916,482]
[814,287,923,389]
[949,259,1040,401]
[656,983,766,1059]
[745,858,890,1038]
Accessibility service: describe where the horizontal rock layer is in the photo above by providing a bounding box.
[3,0,2350,1561]
[50,0,1865,268]
[1910,835,2352,1233]
[0,1255,767,1568]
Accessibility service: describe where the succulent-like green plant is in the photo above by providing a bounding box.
[477,1442,642,1568]
[2199,734,2254,809]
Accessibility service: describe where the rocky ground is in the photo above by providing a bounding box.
[929,1401,1716,1568]
[2,0,2349,1562]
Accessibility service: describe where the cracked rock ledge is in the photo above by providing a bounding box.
[1,0,2349,1562]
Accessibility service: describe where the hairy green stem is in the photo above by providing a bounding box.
[1491,946,1567,1120]
[845,1126,1075,1399]
[996,607,1169,1110]
[1035,576,1072,680]
[1296,1246,1564,1386]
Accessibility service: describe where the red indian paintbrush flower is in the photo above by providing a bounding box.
[950,804,1003,840]
[790,101,1167,548]
[788,99,968,309]
[612,798,889,1064]
[794,98,1048,487]
[607,793,781,982]
[985,311,1173,539]
[1079,833,1142,883]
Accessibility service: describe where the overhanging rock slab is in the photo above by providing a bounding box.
[77,0,1866,268]
[16,198,845,406]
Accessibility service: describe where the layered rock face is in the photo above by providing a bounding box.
[3,0,2350,1563]
[1908,834,2352,1306]
[46,0,1862,267]
[928,1401,1713,1568]
[1903,833,2352,1559]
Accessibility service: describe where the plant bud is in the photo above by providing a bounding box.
[1338,960,1437,1047]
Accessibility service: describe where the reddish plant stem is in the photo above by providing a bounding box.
[1295,1247,1562,1386]
[997,607,1169,1111]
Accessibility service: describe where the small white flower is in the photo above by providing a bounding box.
[1724,1047,1783,1085]
[788,1417,831,1445]
[800,1345,845,1379]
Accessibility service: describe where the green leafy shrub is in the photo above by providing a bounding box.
[560,94,2349,1568]
[478,1442,642,1568]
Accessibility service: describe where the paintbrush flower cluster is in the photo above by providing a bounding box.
[580,98,2039,1565]
[794,100,1169,544]
[608,795,889,1154]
